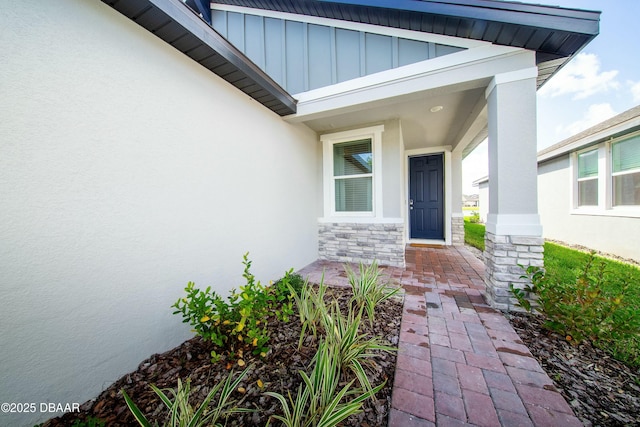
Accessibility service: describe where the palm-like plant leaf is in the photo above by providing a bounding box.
[346,261,400,326]
[122,369,252,427]
[122,389,153,427]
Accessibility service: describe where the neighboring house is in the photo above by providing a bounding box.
[1,0,598,424]
[473,176,489,223]
[538,105,640,262]
[462,194,479,208]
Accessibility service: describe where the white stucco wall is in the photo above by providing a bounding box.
[0,1,319,425]
[381,119,404,219]
[485,70,542,237]
[538,156,640,262]
[478,181,489,223]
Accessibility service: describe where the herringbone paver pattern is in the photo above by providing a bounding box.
[298,246,583,427]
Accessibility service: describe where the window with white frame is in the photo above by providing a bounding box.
[333,139,373,212]
[570,131,640,216]
[321,125,383,217]
[612,134,640,206]
[576,148,598,207]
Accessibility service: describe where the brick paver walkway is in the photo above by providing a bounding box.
[297,245,583,427]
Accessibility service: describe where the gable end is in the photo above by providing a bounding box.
[102,0,296,115]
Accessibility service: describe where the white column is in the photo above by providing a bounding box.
[484,68,544,310]
[451,151,464,245]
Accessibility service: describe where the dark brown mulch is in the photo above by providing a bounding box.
[43,287,402,427]
[507,312,640,427]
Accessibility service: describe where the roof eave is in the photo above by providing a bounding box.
[212,0,600,88]
[538,115,640,163]
[319,0,600,34]
[101,0,296,116]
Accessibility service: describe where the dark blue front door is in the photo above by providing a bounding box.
[409,154,444,239]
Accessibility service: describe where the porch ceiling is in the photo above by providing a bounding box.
[303,87,486,150]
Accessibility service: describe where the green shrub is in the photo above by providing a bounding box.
[468,211,480,223]
[70,417,106,427]
[172,253,296,362]
[511,253,639,347]
[276,271,305,297]
[270,269,300,323]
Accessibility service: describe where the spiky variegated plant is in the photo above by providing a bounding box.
[345,260,400,326]
[289,275,328,349]
[320,299,396,395]
[265,340,383,427]
[122,369,252,427]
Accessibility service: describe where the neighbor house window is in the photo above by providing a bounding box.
[333,139,373,211]
[321,125,384,217]
[577,148,599,206]
[612,134,640,206]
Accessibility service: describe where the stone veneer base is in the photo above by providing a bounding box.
[451,215,464,246]
[483,232,544,311]
[318,222,405,267]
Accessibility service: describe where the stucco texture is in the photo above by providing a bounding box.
[538,156,640,262]
[0,1,318,425]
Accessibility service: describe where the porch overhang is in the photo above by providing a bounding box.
[106,0,600,121]
[285,44,535,155]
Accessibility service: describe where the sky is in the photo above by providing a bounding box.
[462,0,640,194]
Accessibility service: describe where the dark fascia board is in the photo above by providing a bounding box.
[214,0,599,45]
[102,0,296,115]
[186,0,212,23]
[319,0,600,35]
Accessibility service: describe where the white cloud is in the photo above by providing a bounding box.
[630,80,640,103]
[539,53,619,100]
[555,103,617,139]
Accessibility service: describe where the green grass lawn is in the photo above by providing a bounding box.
[463,219,640,367]
[463,220,485,251]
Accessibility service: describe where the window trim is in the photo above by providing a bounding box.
[321,125,384,218]
[575,147,599,207]
[569,131,640,218]
[611,132,640,208]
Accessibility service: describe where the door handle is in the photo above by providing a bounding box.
[409,199,413,210]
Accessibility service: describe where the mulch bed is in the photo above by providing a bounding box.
[468,243,640,426]
[43,287,402,427]
[40,268,640,427]
[507,312,640,426]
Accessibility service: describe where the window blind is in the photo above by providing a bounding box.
[333,139,373,212]
[333,139,372,176]
[335,177,373,211]
[578,149,598,178]
[612,135,640,173]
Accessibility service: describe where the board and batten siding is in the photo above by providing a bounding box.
[212,10,465,94]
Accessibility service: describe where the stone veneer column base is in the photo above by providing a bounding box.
[483,232,544,311]
[451,215,464,246]
[318,222,405,267]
